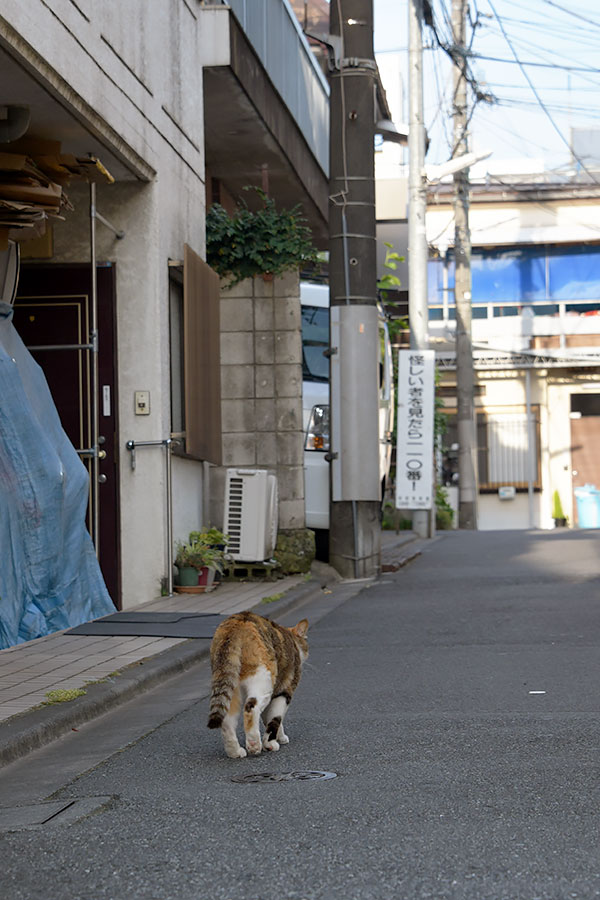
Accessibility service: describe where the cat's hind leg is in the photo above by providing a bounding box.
[221,686,247,759]
[261,693,290,750]
[242,666,273,755]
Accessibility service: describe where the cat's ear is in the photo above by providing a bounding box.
[293,619,309,638]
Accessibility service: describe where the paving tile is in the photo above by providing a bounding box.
[0,686,40,702]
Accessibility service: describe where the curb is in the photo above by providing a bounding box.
[0,573,334,769]
[381,546,422,572]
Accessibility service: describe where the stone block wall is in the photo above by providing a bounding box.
[210,270,306,533]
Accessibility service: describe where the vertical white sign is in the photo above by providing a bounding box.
[395,349,435,510]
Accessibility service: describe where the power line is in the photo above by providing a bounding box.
[488,14,598,45]
[481,23,600,77]
[471,54,600,73]
[539,0,600,29]
[486,0,598,183]
[497,98,600,118]
[486,82,600,93]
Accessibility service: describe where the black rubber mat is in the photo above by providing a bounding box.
[65,612,225,638]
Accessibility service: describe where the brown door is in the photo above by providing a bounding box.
[570,393,600,527]
[13,264,121,606]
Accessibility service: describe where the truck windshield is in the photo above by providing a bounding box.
[301,305,329,382]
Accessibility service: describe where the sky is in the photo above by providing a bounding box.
[373,0,600,175]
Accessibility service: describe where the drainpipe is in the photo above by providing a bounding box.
[525,368,535,527]
[90,182,100,556]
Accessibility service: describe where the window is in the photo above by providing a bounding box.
[441,407,541,491]
[472,247,546,303]
[169,275,185,436]
[429,243,600,307]
[301,304,329,382]
[549,244,600,300]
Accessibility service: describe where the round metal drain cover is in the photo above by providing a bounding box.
[231,770,337,784]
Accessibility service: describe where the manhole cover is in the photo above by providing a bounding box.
[231,771,337,784]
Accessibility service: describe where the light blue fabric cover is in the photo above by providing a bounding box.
[0,301,115,648]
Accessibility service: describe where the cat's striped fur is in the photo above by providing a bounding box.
[207,611,309,758]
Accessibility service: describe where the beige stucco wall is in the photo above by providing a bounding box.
[3,1,214,607]
[470,369,600,531]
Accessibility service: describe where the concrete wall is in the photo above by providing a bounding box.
[211,271,306,536]
[0,0,208,179]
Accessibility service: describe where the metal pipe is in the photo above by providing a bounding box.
[525,369,535,527]
[94,210,125,240]
[26,343,93,351]
[127,439,173,447]
[165,439,173,596]
[90,182,100,558]
[202,461,211,528]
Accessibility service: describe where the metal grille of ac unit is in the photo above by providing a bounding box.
[225,476,245,557]
[224,469,278,561]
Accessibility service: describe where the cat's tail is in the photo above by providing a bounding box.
[207,630,242,729]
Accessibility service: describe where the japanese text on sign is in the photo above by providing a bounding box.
[395,349,435,510]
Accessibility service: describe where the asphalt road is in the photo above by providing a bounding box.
[2,529,600,900]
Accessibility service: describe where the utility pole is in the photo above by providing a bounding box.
[328,0,381,579]
[451,0,478,529]
[407,0,431,539]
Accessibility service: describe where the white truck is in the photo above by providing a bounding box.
[301,281,394,552]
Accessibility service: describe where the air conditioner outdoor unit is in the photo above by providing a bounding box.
[224,469,278,561]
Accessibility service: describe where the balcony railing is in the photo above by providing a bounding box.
[224,0,330,174]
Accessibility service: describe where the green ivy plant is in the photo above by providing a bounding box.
[206,187,317,287]
[377,242,408,343]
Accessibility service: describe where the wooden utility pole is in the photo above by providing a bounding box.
[328,0,381,578]
[452,0,478,529]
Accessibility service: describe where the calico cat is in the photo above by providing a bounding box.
[207,611,309,758]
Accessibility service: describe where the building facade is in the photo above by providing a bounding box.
[427,175,600,530]
[0,0,329,624]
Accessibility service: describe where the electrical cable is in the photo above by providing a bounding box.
[471,54,600,74]
[486,0,599,184]
[481,23,600,80]
[539,0,600,29]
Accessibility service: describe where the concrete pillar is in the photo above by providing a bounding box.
[211,270,306,536]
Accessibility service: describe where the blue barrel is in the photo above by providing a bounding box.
[574,484,600,528]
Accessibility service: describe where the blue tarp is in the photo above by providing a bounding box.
[0,301,115,649]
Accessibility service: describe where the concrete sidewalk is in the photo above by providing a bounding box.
[0,530,421,766]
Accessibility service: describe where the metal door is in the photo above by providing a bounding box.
[13,264,121,606]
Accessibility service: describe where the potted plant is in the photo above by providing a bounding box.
[205,187,317,287]
[188,527,230,583]
[174,536,227,592]
[552,490,568,528]
[189,527,229,551]
[174,541,200,588]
